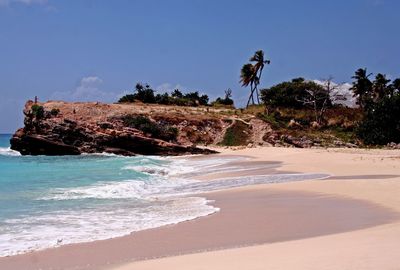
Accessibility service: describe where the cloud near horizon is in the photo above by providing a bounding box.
[0,0,47,6]
[313,80,357,107]
[155,83,186,93]
[50,77,357,107]
[51,76,122,103]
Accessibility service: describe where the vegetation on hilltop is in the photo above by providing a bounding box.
[31,104,45,119]
[118,83,234,108]
[351,69,400,145]
[211,88,234,107]
[116,50,399,147]
[118,83,209,106]
[255,68,399,146]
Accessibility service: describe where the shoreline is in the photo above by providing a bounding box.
[0,147,399,270]
[0,189,396,270]
[0,153,323,259]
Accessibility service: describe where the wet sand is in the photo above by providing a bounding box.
[110,147,400,270]
[0,188,396,270]
[1,147,399,270]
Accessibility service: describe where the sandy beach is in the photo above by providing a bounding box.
[1,147,400,270]
[3,1,399,269]
[110,147,400,270]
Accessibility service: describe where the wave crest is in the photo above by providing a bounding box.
[0,147,21,156]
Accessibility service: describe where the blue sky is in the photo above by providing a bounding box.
[1,0,399,133]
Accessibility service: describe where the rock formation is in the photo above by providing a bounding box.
[10,100,358,156]
[10,101,219,156]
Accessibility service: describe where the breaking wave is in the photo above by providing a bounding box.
[0,147,20,157]
[0,149,328,257]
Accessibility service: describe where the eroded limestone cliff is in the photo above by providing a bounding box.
[10,101,230,156]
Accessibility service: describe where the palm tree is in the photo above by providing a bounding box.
[240,50,270,108]
[373,73,391,101]
[392,78,400,91]
[390,78,400,97]
[240,63,257,107]
[350,68,373,108]
[249,50,270,104]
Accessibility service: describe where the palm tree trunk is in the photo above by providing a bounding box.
[246,83,252,108]
[256,67,265,104]
[246,83,255,108]
[255,86,260,104]
[246,92,252,108]
[251,82,255,105]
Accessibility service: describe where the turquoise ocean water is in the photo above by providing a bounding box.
[0,134,219,256]
[0,134,327,256]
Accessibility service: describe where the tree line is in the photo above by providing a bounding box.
[351,68,400,145]
[118,50,399,146]
[118,83,234,107]
[253,67,399,145]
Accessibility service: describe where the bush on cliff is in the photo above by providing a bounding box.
[123,115,178,142]
[260,78,330,110]
[211,88,234,107]
[118,83,209,107]
[50,108,60,116]
[220,120,250,146]
[31,104,45,119]
[118,94,136,103]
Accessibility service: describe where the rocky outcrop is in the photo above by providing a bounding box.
[10,101,218,156]
[10,100,361,155]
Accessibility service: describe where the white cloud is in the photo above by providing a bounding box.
[0,0,47,6]
[79,76,103,87]
[313,80,357,107]
[15,0,47,4]
[155,82,186,93]
[51,76,121,103]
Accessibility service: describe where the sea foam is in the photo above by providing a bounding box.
[0,196,217,256]
[0,151,327,257]
[0,147,20,157]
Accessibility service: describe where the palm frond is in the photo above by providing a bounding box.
[240,63,255,87]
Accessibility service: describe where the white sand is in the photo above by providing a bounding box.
[112,147,400,270]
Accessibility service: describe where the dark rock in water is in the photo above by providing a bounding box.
[10,101,218,156]
[10,133,81,156]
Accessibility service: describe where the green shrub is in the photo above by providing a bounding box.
[350,68,400,145]
[31,104,45,119]
[162,126,179,141]
[212,97,234,106]
[356,94,400,145]
[118,83,156,103]
[257,111,284,129]
[155,93,170,105]
[123,115,152,128]
[171,89,183,98]
[212,88,234,107]
[221,121,249,146]
[50,108,60,116]
[260,78,330,109]
[122,115,178,141]
[118,94,136,103]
